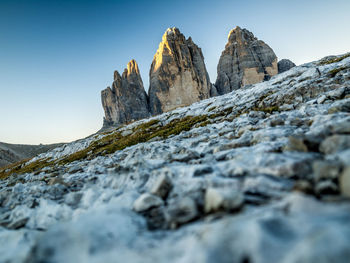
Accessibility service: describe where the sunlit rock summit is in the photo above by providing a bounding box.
[148,27,211,115]
[215,26,278,95]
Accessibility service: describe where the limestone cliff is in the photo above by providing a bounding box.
[148,28,211,115]
[101,60,150,127]
[215,26,278,95]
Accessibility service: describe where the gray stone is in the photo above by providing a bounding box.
[327,87,345,100]
[148,28,211,115]
[205,187,244,213]
[319,135,350,154]
[312,160,342,182]
[48,177,69,187]
[150,174,173,199]
[7,217,29,230]
[215,26,278,95]
[278,59,296,73]
[67,165,83,174]
[330,117,350,134]
[317,95,327,104]
[165,197,198,227]
[284,136,308,152]
[133,193,163,212]
[328,98,350,113]
[64,192,82,207]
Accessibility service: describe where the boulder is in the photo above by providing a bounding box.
[150,174,173,199]
[133,193,163,213]
[278,59,296,73]
[205,187,244,213]
[319,135,350,154]
[165,197,198,227]
[215,26,278,95]
[148,28,211,115]
[101,60,150,127]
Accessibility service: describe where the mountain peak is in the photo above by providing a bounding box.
[149,27,211,114]
[126,59,140,75]
[216,27,277,94]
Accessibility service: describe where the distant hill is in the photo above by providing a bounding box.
[0,142,63,168]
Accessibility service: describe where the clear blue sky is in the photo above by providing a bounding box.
[1,0,349,144]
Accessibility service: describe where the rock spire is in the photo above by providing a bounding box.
[215,26,278,95]
[101,59,150,127]
[148,27,211,115]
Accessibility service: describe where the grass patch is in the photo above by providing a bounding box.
[319,53,350,65]
[0,111,230,179]
[0,158,54,179]
[134,119,160,131]
[54,115,210,166]
[258,91,274,102]
[328,67,347,78]
[253,105,279,114]
[207,106,217,112]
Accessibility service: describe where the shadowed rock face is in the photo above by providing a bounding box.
[215,26,278,95]
[278,59,296,73]
[148,28,211,115]
[101,60,150,127]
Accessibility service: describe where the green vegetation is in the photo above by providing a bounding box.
[62,115,209,162]
[0,158,54,179]
[134,119,160,131]
[0,115,212,179]
[319,53,350,65]
[207,106,217,112]
[258,91,274,102]
[328,67,347,78]
[253,105,279,114]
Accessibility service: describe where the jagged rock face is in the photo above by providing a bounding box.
[215,26,278,95]
[148,28,211,115]
[101,60,150,126]
[278,59,296,73]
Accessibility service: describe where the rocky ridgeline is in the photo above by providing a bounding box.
[102,27,295,127]
[0,52,349,262]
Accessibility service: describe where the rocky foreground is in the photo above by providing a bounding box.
[1,53,350,262]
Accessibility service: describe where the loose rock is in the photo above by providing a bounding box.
[150,173,173,199]
[133,193,164,213]
[205,187,244,213]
